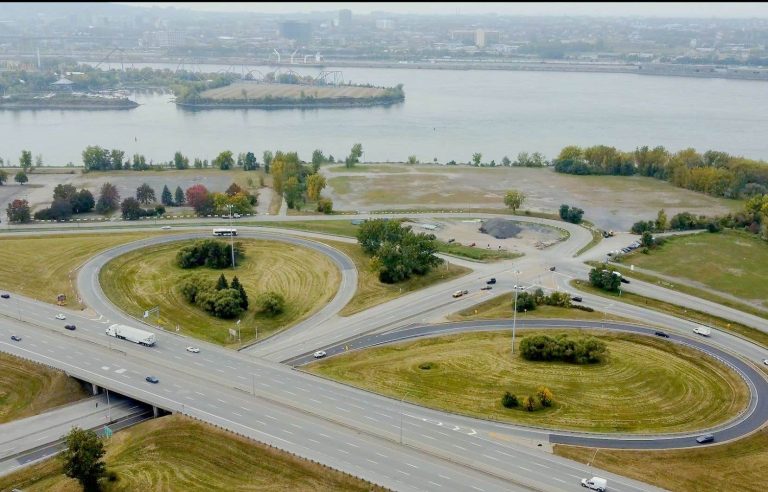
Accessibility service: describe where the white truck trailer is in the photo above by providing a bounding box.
[105,324,156,346]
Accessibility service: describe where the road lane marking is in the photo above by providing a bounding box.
[420,434,437,440]
[283,390,296,396]
[335,406,351,413]
[364,416,378,422]
[470,487,485,491]
[336,448,350,454]
[236,375,247,380]
[405,463,418,469]
[114,368,126,374]
[264,414,278,420]
[518,466,532,472]
[239,406,250,411]
[194,392,205,396]
[482,454,500,462]
[375,452,387,458]
[552,478,566,484]
[308,438,320,444]
[317,433,330,438]
[310,398,322,404]
[438,475,451,480]
[428,481,442,487]
[533,462,549,469]
[282,430,294,435]
[397,470,410,476]
[367,459,378,465]
[232,412,242,417]
[345,442,359,448]
[217,399,227,404]
[453,444,466,451]
[290,423,303,429]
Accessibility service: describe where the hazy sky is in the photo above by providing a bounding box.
[120,2,768,18]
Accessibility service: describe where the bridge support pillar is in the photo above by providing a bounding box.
[91,383,100,396]
[152,406,159,418]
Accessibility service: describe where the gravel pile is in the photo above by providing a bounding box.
[479,218,522,239]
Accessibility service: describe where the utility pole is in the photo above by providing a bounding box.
[511,270,520,355]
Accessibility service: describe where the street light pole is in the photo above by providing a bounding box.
[106,388,111,422]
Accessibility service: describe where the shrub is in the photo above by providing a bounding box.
[523,395,536,412]
[536,386,554,407]
[418,362,434,370]
[255,291,285,317]
[501,392,518,408]
[317,198,333,214]
[176,239,243,269]
[519,334,607,364]
[178,274,247,319]
[571,304,595,312]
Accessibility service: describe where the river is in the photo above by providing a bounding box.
[2,62,768,165]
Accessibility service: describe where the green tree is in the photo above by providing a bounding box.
[54,184,78,202]
[82,146,111,171]
[96,182,120,214]
[311,149,325,172]
[110,149,125,170]
[14,171,28,184]
[6,199,31,223]
[283,175,303,210]
[216,273,229,291]
[35,154,44,168]
[231,276,248,310]
[19,150,32,173]
[523,395,536,412]
[471,152,482,166]
[73,189,95,214]
[243,151,258,171]
[316,197,333,214]
[262,150,273,174]
[161,185,174,206]
[214,151,235,170]
[407,155,418,165]
[501,392,518,408]
[351,143,363,161]
[641,231,654,248]
[174,186,185,206]
[135,183,156,205]
[0,169,7,185]
[656,208,668,231]
[120,197,144,220]
[536,386,554,407]
[255,291,285,316]
[504,190,526,212]
[588,264,621,292]
[60,427,106,492]
[306,173,326,201]
[501,156,511,166]
[212,289,243,318]
[173,151,189,170]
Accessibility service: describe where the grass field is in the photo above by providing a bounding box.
[0,414,385,492]
[571,280,768,349]
[99,239,340,347]
[327,164,410,173]
[447,292,632,323]
[619,230,768,309]
[318,239,471,316]
[0,353,89,424]
[0,232,165,307]
[202,82,389,100]
[555,427,768,492]
[436,241,522,262]
[307,330,747,433]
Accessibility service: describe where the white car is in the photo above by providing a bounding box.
[313,350,327,359]
[763,359,768,366]
[693,326,711,337]
[513,285,526,291]
[186,346,200,353]
[161,225,172,230]
[55,313,66,320]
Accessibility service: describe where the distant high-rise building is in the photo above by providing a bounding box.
[338,9,352,28]
[279,20,312,43]
[375,19,396,30]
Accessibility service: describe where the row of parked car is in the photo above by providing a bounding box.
[608,240,642,257]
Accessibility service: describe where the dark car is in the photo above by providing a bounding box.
[11,335,21,342]
[1,293,10,299]
[620,277,630,284]
[549,266,556,272]
[571,296,583,302]
[696,434,715,444]
[64,324,76,331]
[481,285,493,291]
[655,331,670,338]
[486,278,497,285]
[145,376,159,384]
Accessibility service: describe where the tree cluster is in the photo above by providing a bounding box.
[80,145,264,172]
[356,219,444,283]
[588,264,622,292]
[6,198,31,223]
[558,204,585,224]
[61,427,109,492]
[514,288,572,312]
[520,334,607,364]
[269,150,330,211]
[34,184,95,221]
[254,291,286,317]
[120,197,165,220]
[184,183,256,216]
[179,273,248,319]
[501,386,554,412]
[176,239,244,269]
[552,144,768,199]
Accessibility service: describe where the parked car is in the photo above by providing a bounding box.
[10,335,21,342]
[571,296,583,302]
[549,266,556,271]
[486,278,497,285]
[145,376,159,384]
[655,331,670,338]
[55,313,66,320]
[696,434,715,444]
[186,346,200,353]
[1,293,9,299]
[481,286,493,291]
[620,277,630,284]
[64,325,76,331]
[313,350,327,359]
[447,238,455,243]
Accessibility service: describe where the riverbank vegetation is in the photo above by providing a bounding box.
[307,330,747,433]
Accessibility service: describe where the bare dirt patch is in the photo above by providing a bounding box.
[202,82,389,100]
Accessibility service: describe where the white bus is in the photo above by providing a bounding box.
[213,228,238,236]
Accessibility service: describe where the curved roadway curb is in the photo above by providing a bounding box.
[75,230,357,348]
[290,319,768,450]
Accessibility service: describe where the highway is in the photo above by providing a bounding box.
[1,214,767,491]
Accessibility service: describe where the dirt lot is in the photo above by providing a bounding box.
[323,164,742,231]
[403,218,566,257]
[202,82,388,101]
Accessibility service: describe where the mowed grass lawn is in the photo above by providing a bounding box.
[0,353,88,424]
[0,232,165,307]
[624,230,768,308]
[320,239,471,316]
[0,415,386,492]
[555,427,768,492]
[307,330,747,433]
[100,239,340,347]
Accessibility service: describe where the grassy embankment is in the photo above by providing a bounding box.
[307,330,747,433]
[610,230,768,315]
[0,353,89,424]
[555,428,768,492]
[447,292,634,323]
[0,415,385,492]
[0,232,167,307]
[570,280,768,349]
[100,239,340,347]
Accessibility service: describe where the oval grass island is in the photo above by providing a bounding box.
[99,239,341,347]
[306,329,749,434]
[176,81,405,110]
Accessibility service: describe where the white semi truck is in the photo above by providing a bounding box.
[105,324,156,346]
